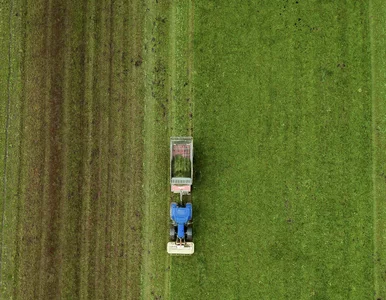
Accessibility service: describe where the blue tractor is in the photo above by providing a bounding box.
[169,202,193,243]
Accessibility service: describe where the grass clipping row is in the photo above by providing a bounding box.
[172,155,191,178]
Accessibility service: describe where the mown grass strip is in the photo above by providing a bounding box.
[370,0,386,298]
[0,0,23,297]
[141,1,173,299]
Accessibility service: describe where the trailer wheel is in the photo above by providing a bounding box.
[170,202,177,220]
[170,225,176,241]
[186,226,193,242]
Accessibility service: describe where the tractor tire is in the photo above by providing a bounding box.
[170,225,176,241]
[170,202,177,220]
[186,202,192,219]
[186,226,193,242]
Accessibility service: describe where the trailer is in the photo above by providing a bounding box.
[167,137,194,255]
[170,137,193,194]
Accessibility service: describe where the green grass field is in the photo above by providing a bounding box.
[1,0,386,299]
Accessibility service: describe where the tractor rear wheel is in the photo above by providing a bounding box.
[186,226,193,242]
[170,225,176,241]
[186,202,192,219]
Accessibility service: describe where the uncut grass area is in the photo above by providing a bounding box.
[171,1,374,299]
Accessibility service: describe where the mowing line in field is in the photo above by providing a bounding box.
[169,0,176,137]
[0,0,15,289]
[188,0,195,137]
[93,1,113,297]
[37,0,54,296]
[79,0,95,298]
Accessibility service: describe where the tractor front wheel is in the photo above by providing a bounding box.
[186,226,193,242]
